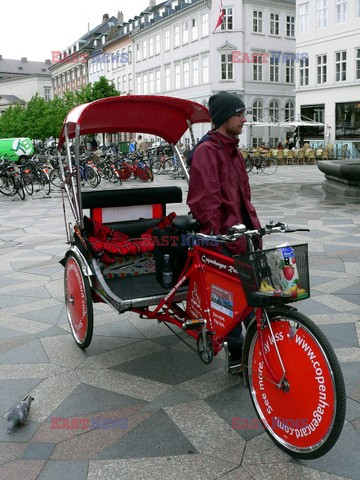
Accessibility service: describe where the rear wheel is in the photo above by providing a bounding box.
[49,167,62,188]
[21,172,34,195]
[245,159,252,173]
[243,308,346,459]
[135,166,150,182]
[0,174,17,196]
[64,253,94,349]
[261,158,278,175]
[39,171,51,195]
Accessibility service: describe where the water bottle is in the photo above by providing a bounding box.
[162,254,173,288]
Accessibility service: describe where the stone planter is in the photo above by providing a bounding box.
[317,159,360,197]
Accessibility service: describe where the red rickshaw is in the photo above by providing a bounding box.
[58,95,345,460]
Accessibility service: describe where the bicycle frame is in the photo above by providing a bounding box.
[132,244,253,356]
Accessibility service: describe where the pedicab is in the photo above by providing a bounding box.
[58,95,345,459]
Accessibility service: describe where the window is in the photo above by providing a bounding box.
[316,0,327,28]
[122,75,127,93]
[183,60,190,87]
[174,25,180,47]
[142,40,147,60]
[221,52,233,80]
[269,100,279,122]
[128,73,133,92]
[192,57,199,85]
[117,77,121,92]
[156,69,161,92]
[299,57,309,86]
[192,18,198,40]
[164,29,170,50]
[175,62,181,89]
[202,55,209,83]
[252,100,263,121]
[269,138,279,148]
[149,37,154,57]
[299,3,309,34]
[143,74,148,94]
[270,56,279,82]
[316,54,327,84]
[202,13,209,36]
[165,65,171,91]
[335,101,360,139]
[128,46,132,64]
[336,0,347,23]
[136,44,140,62]
[155,34,160,54]
[44,87,51,101]
[286,16,295,37]
[270,13,279,35]
[285,101,295,121]
[335,50,346,81]
[253,54,263,81]
[253,11,263,33]
[286,57,295,83]
[356,48,360,80]
[149,71,154,94]
[183,22,189,43]
[136,75,141,94]
[252,137,263,148]
[357,0,360,17]
[221,7,233,30]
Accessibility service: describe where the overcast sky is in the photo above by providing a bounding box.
[1,0,151,62]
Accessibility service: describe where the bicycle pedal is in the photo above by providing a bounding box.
[182,319,205,330]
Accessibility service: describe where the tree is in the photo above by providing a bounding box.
[0,77,119,140]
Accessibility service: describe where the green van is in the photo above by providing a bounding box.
[0,138,34,162]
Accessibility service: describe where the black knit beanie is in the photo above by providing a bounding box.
[208,91,246,128]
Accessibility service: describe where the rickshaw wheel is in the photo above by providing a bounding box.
[64,253,94,349]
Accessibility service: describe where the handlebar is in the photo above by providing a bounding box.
[193,221,310,245]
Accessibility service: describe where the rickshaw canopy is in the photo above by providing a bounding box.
[58,95,211,149]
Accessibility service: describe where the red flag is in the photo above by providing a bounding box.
[214,0,225,31]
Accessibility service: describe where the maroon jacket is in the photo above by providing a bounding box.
[187,130,261,254]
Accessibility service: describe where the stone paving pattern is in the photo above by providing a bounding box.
[0,166,359,480]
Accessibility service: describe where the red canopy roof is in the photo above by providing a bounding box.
[58,95,210,148]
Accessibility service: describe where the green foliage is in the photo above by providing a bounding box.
[0,77,119,141]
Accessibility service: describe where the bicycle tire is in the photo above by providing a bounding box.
[145,165,154,181]
[21,172,34,196]
[0,174,17,196]
[64,253,94,349]
[85,165,100,188]
[243,307,346,459]
[261,158,278,175]
[135,166,150,182]
[15,177,25,200]
[39,171,51,195]
[245,159,252,173]
[49,167,62,188]
[151,160,162,175]
[118,163,132,180]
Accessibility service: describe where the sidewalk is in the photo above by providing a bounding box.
[0,165,359,480]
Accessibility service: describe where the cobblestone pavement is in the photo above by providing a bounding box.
[0,165,359,480]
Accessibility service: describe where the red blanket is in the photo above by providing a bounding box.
[85,213,176,264]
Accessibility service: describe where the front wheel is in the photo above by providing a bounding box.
[64,253,94,349]
[243,307,346,459]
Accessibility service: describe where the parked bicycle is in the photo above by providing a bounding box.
[245,151,278,175]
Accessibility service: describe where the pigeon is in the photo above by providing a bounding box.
[5,394,34,433]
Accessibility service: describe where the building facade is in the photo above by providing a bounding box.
[50,14,117,97]
[0,57,52,112]
[130,0,296,147]
[296,0,360,156]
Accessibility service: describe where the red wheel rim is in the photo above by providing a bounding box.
[249,320,336,452]
[65,257,88,344]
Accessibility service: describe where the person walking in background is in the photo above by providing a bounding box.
[136,135,145,154]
